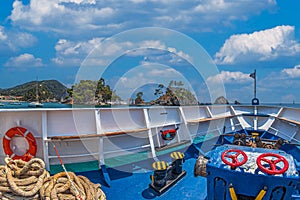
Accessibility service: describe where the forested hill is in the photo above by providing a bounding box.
[0,80,67,101]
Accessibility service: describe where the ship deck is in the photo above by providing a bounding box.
[1,105,300,199]
[79,154,206,199]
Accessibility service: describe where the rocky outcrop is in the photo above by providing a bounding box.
[214,96,229,104]
[150,94,180,106]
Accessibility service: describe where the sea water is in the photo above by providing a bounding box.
[0,102,71,109]
[2,102,300,109]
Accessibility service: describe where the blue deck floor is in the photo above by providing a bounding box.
[104,158,206,200]
[78,148,207,200]
[75,140,300,200]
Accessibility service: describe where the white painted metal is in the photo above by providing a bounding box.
[42,111,49,170]
[0,105,300,170]
[179,107,192,142]
[254,106,257,130]
[95,110,105,169]
[143,108,156,160]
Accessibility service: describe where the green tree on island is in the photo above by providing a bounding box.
[95,78,112,104]
[70,78,119,105]
[154,84,164,97]
[135,92,144,105]
[152,80,198,105]
[72,80,97,104]
[22,83,55,102]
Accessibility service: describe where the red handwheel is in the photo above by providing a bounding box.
[221,149,248,169]
[256,153,289,175]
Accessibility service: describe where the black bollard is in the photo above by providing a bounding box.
[152,161,168,188]
[170,152,184,175]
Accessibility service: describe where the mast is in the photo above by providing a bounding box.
[36,77,39,102]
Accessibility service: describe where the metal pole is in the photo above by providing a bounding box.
[253,69,257,130]
[254,69,256,99]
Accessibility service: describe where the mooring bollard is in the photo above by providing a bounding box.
[151,161,168,188]
[170,151,184,175]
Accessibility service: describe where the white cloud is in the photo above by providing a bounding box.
[194,0,276,16]
[215,25,300,64]
[52,38,104,65]
[55,38,103,56]
[60,0,96,4]
[10,0,117,35]
[0,26,36,52]
[10,32,37,49]
[167,47,192,63]
[216,68,300,103]
[0,26,7,41]
[281,65,300,78]
[4,53,44,67]
[9,0,276,37]
[194,0,229,13]
[52,38,193,67]
[129,0,146,3]
[145,64,179,77]
[207,71,252,84]
[114,64,193,99]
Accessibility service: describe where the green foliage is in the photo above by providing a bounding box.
[154,84,164,97]
[95,78,112,104]
[66,86,73,98]
[135,92,144,105]
[73,80,97,104]
[0,80,67,101]
[152,80,198,105]
[71,78,118,105]
[22,84,55,101]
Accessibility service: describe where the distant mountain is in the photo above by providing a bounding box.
[0,80,67,101]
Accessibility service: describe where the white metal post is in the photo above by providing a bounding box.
[143,108,157,160]
[42,111,49,171]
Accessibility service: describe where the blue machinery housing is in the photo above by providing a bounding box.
[206,145,298,200]
[91,129,300,200]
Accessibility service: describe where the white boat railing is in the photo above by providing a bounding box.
[1,105,300,171]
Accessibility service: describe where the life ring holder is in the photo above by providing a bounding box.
[160,127,179,141]
[2,126,37,161]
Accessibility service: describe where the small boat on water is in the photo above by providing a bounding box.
[0,103,299,199]
[28,77,44,108]
[28,101,44,108]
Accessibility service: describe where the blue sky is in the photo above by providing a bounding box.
[1,0,300,103]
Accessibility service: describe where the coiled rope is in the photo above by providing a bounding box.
[0,157,106,200]
[0,157,48,199]
[40,171,106,200]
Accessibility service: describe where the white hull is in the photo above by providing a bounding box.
[0,105,299,172]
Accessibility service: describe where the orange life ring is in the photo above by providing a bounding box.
[2,126,37,161]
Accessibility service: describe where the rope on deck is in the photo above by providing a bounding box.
[0,157,106,200]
